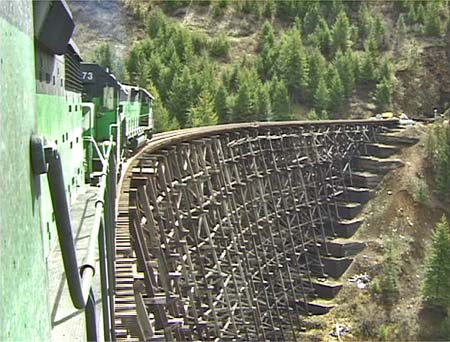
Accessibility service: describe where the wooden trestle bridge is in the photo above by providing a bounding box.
[113,119,416,341]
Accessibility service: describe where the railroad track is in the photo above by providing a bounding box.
[113,119,400,340]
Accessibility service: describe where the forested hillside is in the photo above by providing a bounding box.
[77,0,450,131]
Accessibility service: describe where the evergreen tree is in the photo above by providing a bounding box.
[126,48,142,83]
[328,68,345,113]
[233,82,253,123]
[374,16,388,50]
[407,2,417,24]
[270,78,291,121]
[332,10,352,53]
[303,3,321,35]
[167,67,193,128]
[215,85,230,124]
[422,216,450,311]
[308,49,327,103]
[416,3,426,25]
[259,20,275,51]
[210,33,230,60]
[263,0,276,19]
[334,50,355,97]
[314,77,330,113]
[397,14,408,43]
[359,51,377,84]
[380,239,400,306]
[379,58,394,82]
[189,90,219,127]
[424,3,442,36]
[280,29,309,102]
[375,77,393,111]
[148,83,180,133]
[359,3,373,40]
[255,83,271,121]
[146,8,167,39]
[314,17,333,58]
[90,43,113,71]
[435,124,450,201]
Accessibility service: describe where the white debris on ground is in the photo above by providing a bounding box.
[348,273,371,289]
[330,323,351,338]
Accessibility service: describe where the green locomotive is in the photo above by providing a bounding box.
[0,0,154,340]
[80,64,154,181]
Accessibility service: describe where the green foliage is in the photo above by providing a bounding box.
[359,52,377,84]
[255,83,271,121]
[376,77,394,111]
[314,77,329,113]
[210,33,230,60]
[214,85,230,124]
[167,67,193,127]
[328,68,345,112]
[424,3,442,36]
[414,178,430,206]
[428,124,450,203]
[189,90,218,127]
[334,50,355,97]
[379,238,400,306]
[262,0,276,19]
[270,78,291,121]
[279,27,309,102]
[332,10,352,53]
[422,216,450,310]
[148,84,180,133]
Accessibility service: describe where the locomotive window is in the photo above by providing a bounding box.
[103,85,115,110]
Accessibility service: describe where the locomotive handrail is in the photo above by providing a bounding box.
[31,135,117,341]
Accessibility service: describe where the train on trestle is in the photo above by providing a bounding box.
[0,0,153,340]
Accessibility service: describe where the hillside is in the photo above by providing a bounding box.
[69,0,450,131]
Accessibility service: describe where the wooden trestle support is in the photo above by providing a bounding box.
[114,120,406,341]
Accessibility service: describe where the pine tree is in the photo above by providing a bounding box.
[335,50,355,97]
[189,90,219,127]
[260,20,275,51]
[215,85,230,124]
[359,51,377,84]
[332,10,352,53]
[314,77,329,113]
[233,82,253,123]
[316,17,333,58]
[375,77,393,111]
[424,3,442,36]
[167,67,193,128]
[303,3,321,35]
[308,49,327,103]
[148,83,180,133]
[270,78,291,121]
[328,68,345,113]
[380,239,400,306]
[210,33,230,60]
[263,0,276,19]
[416,3,426,25]
[435,124,450,202]
[255,83,271,121]
[359,3,373,40]
[422,216,450,311]
[280,29,309,102]
[407,2,417,24]
[397,14,407,43]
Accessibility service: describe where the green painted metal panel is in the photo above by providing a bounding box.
[0,7,51,341]
[36,92,85,256]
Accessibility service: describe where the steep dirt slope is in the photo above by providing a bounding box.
[67,0,143,59]
[304,123,448,341]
